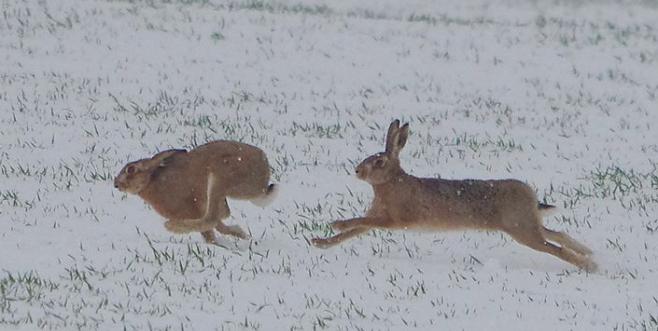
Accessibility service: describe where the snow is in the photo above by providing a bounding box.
[1,0,657,329]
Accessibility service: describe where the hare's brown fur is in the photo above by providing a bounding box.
[115,140,276,245]
[312,120,596,271]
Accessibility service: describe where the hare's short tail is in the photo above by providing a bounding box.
[251,184,278,207]
[538,203,557,217]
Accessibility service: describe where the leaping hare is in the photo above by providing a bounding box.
[114,140,277,245]
[312,120,596,271]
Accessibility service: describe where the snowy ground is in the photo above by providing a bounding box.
[1,0,658,329]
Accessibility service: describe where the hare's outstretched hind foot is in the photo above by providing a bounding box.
[520,236,597,272]
[506,226,598,272]
[542,227,593,256]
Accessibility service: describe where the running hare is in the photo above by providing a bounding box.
[114,140,277,245]
[312,120,596,271]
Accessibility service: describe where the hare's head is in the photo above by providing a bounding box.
[356,119,409,185]
[114,149,186,194]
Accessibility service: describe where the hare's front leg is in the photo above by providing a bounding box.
[311,217,389,248]
[311,228,369,248]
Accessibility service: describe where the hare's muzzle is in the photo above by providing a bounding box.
[113,177,123,191]
[355,164,367,180]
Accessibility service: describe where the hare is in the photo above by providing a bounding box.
[312,120,596,271]
[114,140,277,245]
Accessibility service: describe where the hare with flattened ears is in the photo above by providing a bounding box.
[312,120,596,271]
[114,140,278,245]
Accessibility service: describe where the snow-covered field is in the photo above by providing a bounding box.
[1,0,657,329]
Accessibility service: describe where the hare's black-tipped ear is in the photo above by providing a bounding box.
[385,119,401,153]
[150,149,187,168]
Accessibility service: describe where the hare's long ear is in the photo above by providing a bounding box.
[147,149,187,169]
[396,123,409,151]
[385,119,401,153]
[387,121,409,157]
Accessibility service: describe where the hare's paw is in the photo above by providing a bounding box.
[216,224,249,239]
[225,225,249,239]
[581,257,599,273]
[201,231,218,244]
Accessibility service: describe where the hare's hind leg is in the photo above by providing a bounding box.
[216,223,248,239]
[542,227,593,256]
[175,200,247,240]
[201,230,218,244]
[206,198,248,239]
[165,199,230,233]
[504,224,597,272]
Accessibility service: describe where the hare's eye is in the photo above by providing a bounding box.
[126,166,136,174]
[375,159,386,168]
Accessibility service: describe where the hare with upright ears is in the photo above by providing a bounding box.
[114,140,277,245]
[312,120,596,271]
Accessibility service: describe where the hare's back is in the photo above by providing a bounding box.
[190,140,271,198]
[407,178,533,228]
[192,140,262,155]
[423,178,532,201]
